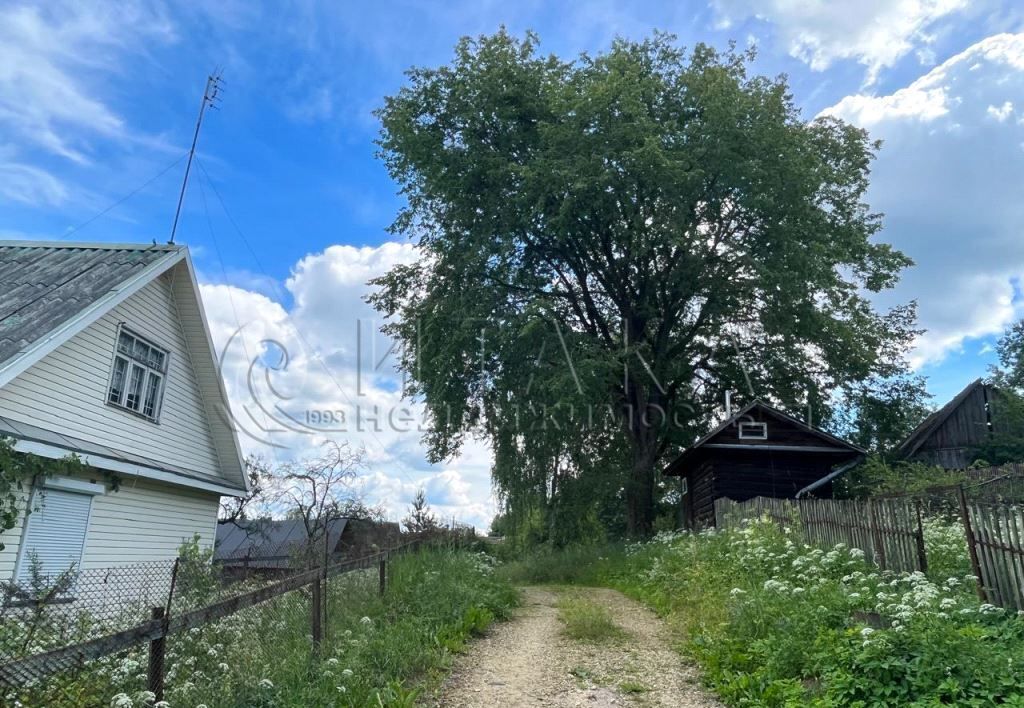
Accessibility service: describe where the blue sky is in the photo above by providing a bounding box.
[3,1,1024,527]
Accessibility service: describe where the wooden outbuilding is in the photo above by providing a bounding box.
[897,379,1019,470]
[664,400,864,529]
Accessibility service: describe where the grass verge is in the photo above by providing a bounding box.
[9,547,517,708]
[556,594,627,643]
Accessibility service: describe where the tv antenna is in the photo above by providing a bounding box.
[169,70,224,245]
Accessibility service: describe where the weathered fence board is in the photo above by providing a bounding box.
[716,496,926,573]
[967,502,1024,610]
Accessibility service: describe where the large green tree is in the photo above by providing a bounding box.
[833,374,932,458]
[371,32,916,536]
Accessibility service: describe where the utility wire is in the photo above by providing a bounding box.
[196,171,281,463]
[62,152,189,240]
[195,157,423,486]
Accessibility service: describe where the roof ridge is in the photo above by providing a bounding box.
[0,239,182,252]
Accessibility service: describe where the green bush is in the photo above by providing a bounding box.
[598,523,1024,706]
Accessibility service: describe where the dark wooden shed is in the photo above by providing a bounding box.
[664,401,864,529]
[897,379,1020,469]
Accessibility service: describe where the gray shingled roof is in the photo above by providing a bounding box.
[214,519,350,568]
[0,242,181,369]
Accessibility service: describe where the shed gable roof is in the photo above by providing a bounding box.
[896,378,983,459]
[0,240,247,495]
[665,400,864,476]
[214,518,350,567]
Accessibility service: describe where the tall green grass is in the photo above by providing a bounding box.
[556,594,627,643]
[507,525,1024,706]
[9,548,517,708]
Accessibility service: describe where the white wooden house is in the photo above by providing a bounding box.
[0,241,248,584]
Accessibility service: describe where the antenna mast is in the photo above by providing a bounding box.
[169,70,223,244]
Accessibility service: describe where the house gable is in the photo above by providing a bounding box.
[0,244,246,493]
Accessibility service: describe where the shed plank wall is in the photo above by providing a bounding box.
[690,462,716,529]
[712,454,834,502]
[919,385,991,452]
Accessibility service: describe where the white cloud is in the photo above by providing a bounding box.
[200,242,498,530]
[0,2,175,162]
[0,162,69,206]
[823,33,1024,366]
[712,0,967,84]
[987,101,1015,121]
[0,1,176,207]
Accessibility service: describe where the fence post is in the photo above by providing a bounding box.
[914,499,928,573]
[311,574,322,653]
[378,555,387,597]
[148,606,166,701]
[957,484,987,601]
[869,500,887,571]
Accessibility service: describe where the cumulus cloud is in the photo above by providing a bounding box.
[200,243,498,529]
[822,33,1024,366]
[712,0,967,84]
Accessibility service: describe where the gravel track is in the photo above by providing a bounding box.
[430,586,722,708]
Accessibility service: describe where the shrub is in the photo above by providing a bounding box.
[591,522,1024,706]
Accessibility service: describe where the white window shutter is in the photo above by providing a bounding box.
[17,489,92,583]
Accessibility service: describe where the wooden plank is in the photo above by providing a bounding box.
[975,504,1003,606]
[1005,508,1024,611]
[0,618,164,687]
[1007,509,1024,610]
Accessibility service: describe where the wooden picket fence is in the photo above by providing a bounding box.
[714,496,927,573]
[961,496,1024,610]
[715,489,1024,610]
[714,496,797,529]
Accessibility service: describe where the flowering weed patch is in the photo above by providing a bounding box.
[605,522,1024,706]
[6,548,516,708]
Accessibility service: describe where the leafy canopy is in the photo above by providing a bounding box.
[371,31,916,536]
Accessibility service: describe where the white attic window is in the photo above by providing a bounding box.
[738,421,768,440]
[107,328,169,421]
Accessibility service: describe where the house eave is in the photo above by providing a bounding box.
[10,436,246,497]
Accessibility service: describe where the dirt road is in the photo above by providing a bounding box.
[430,586,722,708]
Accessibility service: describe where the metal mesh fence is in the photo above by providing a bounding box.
[0,531,469,705]
[0,559,176,664]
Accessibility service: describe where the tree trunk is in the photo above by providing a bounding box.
[625,439,657,537]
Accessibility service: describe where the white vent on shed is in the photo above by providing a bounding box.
[738,421,767,440]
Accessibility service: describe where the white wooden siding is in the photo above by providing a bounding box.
[0,271,225,482]
[0,477,218,579]
[0,488,30,579]
[81,477,218,568]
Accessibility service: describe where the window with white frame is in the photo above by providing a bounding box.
[107,329,168,421]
